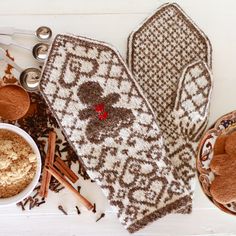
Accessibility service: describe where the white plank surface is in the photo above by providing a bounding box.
[1,0,236,235]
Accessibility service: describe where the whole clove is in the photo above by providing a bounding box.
[23,197,31,207]
[37,200,46,207]
[96,213,105,222]
[34,186,41,191]
[92,203,96,213]
[56,139,62,144]
[32,198,39,208]
[55,144,62,157]
[78,163,90,180]
[58,205,68,215]
[60,146,68,153]
[50,182,61,191]
[17,202,25,211]
[29,197,34,210]
[75,206,81,214]
[55,186,65,193]
[32,191,39,199]
[77,186,81,193]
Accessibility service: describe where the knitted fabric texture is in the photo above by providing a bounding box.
[40,34,190,233]
[127,3,213,213]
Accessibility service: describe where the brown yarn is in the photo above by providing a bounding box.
[0,85,30,120]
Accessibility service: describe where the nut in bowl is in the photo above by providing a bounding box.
[197,110,236,215]
[0,123,41,206]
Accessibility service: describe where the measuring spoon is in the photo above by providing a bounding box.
[0,47,41,92]
[0,35,49,62]
[0,26,52,41]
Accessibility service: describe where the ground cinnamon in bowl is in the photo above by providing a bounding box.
[0,129,37,198]
[0,85,30,121]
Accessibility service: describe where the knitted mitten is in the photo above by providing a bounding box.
[40,34,190,233]
[127,3,213,213]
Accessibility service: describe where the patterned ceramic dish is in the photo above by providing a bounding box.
[197,110,236,215]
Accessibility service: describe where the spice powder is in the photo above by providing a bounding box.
[0,129,37,198]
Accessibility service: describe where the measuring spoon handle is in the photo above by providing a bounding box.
[0,47,23,73]
[0,27,34,36]
[0,35,32,51]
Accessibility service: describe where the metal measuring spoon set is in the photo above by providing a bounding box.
[0,26,52,62]
[0,47,41,92]
[0,26,52,92]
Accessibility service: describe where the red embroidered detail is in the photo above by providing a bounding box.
[95,103,104,113]
[94,103,108,120]
[98,111,108,120]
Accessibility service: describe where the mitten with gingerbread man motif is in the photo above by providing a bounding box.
[40,34,190,233]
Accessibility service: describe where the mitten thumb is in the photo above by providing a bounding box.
[172,61,213,141]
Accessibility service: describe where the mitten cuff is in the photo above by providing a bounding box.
[127,195,191,233]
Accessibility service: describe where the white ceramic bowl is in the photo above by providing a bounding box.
[0,123,41,206]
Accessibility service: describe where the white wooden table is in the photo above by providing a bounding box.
[1,0,236,235]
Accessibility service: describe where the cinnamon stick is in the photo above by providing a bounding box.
[39,151,50,197]
[45,132,57,196]
[39,131,57,198]
[54,156,78,183]
[46,164,93,210]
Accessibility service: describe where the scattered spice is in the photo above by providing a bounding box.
[75,206,80,215]
[92,203,96,213]
[23,197,31,207]
[46,164,93,210]
[32,198,39,208]
[96,213,105,222]
[16,202,25,211]
[58,205,68,215]
[32,191,39,199]
[29,197,34,210]
[78,164,90,180]
[77,186,81,193]
[37,200,46,207]
[54,186,65,193]
[50,181,61,192]
[0,129,37,198]
[20,194,45,210]
[34,186,40,191]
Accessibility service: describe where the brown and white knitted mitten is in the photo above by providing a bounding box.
[127,3,213,213]
[40,34,190,232]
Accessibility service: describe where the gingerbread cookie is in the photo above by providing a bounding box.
[210,131,236,204]
[210,173,236,204]
[210,154,230,175]
[225,131,236,155]
[213,135,227,155]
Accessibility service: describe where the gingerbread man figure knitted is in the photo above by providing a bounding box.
[78,81,135,143]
